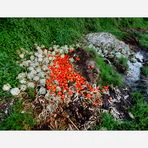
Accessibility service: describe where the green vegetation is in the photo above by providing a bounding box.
[0,18,147,130]
[95,56,123,86]
[0,100,36,130]
[95,92,148,130]
[141,66,148,76]
[86,47,123,86]
[94,112,119,130]
[0,18,147,97]
[116,56,129,72]
[26,88,36,101]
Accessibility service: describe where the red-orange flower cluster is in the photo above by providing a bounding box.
[46,50,109,102]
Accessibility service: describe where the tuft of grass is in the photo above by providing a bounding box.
[116,56,129,73]
[94,112,119,130]
[0,100,36,130]
[141,66,148,76]
[86,47,123,86]
[26,87,36,101]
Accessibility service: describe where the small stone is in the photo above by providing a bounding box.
[36,46,43,54]
[33,76,39,81]
[20,85,27,91]
[61,54,65,58]
[69,58,74,63]
[45,92,50,100]
[30,55,35,61]
[2,83,11,91]
[43,49,48,56]
[28,66,34,71]
[17,73,26,79]
[49,57,53,61]
[128,112,135,119]
[56,86,61,92]
[42,65,48,71]
[19,54,24,59]
[38,72,45,78]
[39,79,46,86]
[31,69,37,75]
[27,82,35,88]
[22,60,31,67]
[10,88,20,96]
[39,87,46,95]
[52,51,56,56]
[27,73,34,80]
[36,67,41,73]
[19,79,27,84]
[38,57,43,62]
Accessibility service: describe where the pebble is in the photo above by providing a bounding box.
[20,85,27,91]
[39,79,46,86]
[19,79,27,84]
[30,55,35,61]
[39,87,46,95]
[42,65,48,71]
[2,83,11,91]
[10,88,20,96]
[33,76,40,81]
[27,82,35,88]
[19,54,25,59]
[17,73,26,79]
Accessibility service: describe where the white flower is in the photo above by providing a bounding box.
[20,85,27,91]
[2,83,11,91]
[10,88,20,96]
[27,82,35,88]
